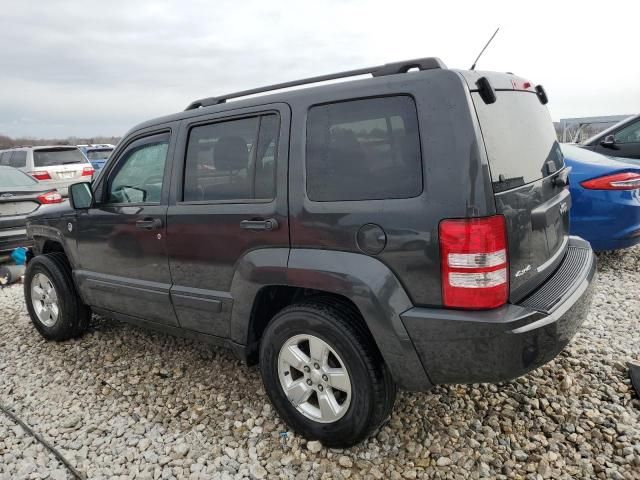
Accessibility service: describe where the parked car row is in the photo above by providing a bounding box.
[0,166,62,255]
[0,145,93,196]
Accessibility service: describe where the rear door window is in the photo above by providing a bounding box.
[33,148,86,167]
[183,114,279,202]
[472,91,563,190]
[306,96,422,201]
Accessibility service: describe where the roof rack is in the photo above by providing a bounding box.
[185,57,446,111]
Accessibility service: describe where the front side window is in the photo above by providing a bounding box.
[183,114,279,202]
[108,135,169,204]
[306,96,422,202]
[614,120,640,144]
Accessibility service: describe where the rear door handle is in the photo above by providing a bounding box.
[136,217,163,230]
[240,218,279,231]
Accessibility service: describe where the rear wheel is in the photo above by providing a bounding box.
[24,253,90,341]
[259,299,396,447]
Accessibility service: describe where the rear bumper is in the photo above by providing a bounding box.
[402,236,596,385]
[0,227,32,253]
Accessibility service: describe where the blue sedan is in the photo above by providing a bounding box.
[562,144,640,251]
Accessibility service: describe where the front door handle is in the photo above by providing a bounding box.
[240,218,279,231]
[136,217,163,230]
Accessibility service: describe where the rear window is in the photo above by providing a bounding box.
[472,91,563,191]
[0,168,37,187]
[306,96,422,201]
[33,148,85,167]
[86,149,113,160]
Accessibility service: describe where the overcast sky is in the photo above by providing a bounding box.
[1,0,638,138]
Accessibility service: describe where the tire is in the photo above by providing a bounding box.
[24,253,90,341]
[259,298,396,447]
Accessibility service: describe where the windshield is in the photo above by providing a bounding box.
[87,149,113,160]
[33,148,86,167]
[0,168,38,188]
[472,91,564,191]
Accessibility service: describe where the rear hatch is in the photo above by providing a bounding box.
[32,147,89,181]
[464,72,570,301]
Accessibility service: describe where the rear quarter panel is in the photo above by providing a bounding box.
[287,69,495,306]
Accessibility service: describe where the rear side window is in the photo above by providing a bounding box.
[472,91,563,190]
[183,114,279,202]
[9,151,27,168]
[0,152,12,165]
[306,96,422,202]
[33,148,85,167]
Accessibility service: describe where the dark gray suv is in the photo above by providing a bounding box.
[23,57,597,447]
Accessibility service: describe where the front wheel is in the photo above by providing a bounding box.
[24,253,90,341]
[259,299,396,447]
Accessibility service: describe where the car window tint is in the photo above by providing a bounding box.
[306,96,422,201]
[9,151,27,168]
[614,120,640,144]
[108,138,169,204]
[183,114,279,202]
[33,148,85,167]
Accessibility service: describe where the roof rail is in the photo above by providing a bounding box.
[185,57,446,111]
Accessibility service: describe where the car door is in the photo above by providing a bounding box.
[74,128,179,326]
[166,105,290,338]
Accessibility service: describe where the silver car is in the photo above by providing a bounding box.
[0,146,94,196]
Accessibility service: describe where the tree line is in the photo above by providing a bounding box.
[0,134,121,149]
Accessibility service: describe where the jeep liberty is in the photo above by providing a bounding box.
[23,57,597,447]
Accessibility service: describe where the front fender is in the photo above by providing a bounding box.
[230,248,433,391]
[28,220,78,266]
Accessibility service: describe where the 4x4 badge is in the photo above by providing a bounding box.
[515,264,532,277]
[559,202,568,215]
[0,193,13,199]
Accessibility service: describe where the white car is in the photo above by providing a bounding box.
[0,146,94,196]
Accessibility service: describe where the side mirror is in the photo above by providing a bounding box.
[69,182,94,209]
[601,134,616,148]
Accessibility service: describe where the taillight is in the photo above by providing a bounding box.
[580,172,640,190]
[82,166,94,176]
[439,215,509,309]
[37,190,63,204]
[31,171,51,180]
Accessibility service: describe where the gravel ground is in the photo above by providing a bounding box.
[0,247,639,480]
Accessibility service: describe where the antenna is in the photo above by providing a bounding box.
[470,27,500,71]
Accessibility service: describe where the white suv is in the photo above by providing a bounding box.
[0,146,94,196]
